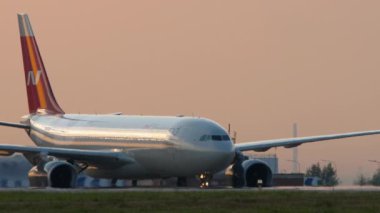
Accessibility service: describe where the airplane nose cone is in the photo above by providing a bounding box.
[208,142,235,172]
[217,149,235,168]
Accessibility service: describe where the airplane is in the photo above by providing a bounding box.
[0,13,379,188]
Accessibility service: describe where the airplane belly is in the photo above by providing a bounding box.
[127,148,179,176]
[84,148,179,179]
[174,149,233,175]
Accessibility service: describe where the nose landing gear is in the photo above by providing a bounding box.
[199,172,212,188]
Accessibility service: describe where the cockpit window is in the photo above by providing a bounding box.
[222,135,230,141]
[211,135,222,141]
[199,135,230,142]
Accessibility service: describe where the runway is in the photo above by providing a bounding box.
[0,185,380,192]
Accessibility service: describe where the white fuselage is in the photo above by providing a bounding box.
[27,114,235,179]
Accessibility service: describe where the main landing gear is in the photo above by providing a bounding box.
[177,177,187,187]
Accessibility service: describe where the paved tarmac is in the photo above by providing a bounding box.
[0,185,380,192]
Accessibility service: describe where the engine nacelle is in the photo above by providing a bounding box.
[28,161,77,188]
[242,159,273,187]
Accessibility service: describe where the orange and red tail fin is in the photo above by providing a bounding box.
[18,14,64,114]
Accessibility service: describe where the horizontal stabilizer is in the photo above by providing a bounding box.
[0,121,30,129]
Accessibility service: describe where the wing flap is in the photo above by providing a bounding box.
[235,130,380,152]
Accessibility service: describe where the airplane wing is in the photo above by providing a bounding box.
[0,144,134,168]
[235,130,380,152]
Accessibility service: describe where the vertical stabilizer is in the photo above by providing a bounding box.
[18,14,64,114]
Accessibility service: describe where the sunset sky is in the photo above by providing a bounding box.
[1,1,380,184]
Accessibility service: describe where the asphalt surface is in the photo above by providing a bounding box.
[0,185,380,192]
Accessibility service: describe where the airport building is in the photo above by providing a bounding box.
[246,153,279,174]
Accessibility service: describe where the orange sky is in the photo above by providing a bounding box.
[1,1,380,184]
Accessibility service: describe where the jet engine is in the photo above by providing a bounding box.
[28,161,77,188]
[241,159,272,187]
[231,153,273,187]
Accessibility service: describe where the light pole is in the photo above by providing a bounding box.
[292,123,299,174]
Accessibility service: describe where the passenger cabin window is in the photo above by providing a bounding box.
[199,135,230,142]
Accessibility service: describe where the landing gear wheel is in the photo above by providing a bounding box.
[199,172,212,188]
[177,177,187,187]
[111,178,118,187]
